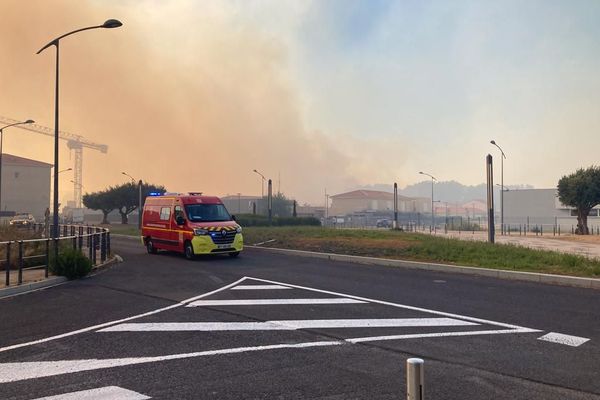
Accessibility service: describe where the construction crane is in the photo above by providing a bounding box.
[0,115,108,208]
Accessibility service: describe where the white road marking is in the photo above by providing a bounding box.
[347,327,541,343]
[0,277,248,354]
[186,298,365,306]
[537,332,590,347]
[0,341,343,383]
[231,285,291,290]
[245,277,538,330]
[32,386,150,400]
[98,318,477,332]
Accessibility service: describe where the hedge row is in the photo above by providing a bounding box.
[236,214,321,227]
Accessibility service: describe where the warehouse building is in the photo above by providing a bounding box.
[0,154,52,220]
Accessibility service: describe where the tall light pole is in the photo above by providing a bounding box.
[253,169,266,198]
[490,140,506,232]
[69,179,84,189]
[0,119,34,214]
[122,172,143,229]
[419,171,437,228]
[38,19,122,239]
[56,167,72,175]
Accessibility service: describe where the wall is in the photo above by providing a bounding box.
[1,164,50,220]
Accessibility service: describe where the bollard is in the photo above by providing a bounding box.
[18,241,24,285]
[92,234,98,265]
[89,234,93,260]
[45,239,50,278]
[100,232,107,262]
[5,242,11,286]
[406,358,424,400]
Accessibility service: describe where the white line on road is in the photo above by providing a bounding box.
[186,298,366,306]
[0,341,343,383]
[244,277,537,330]
[537,332,590,347]
[98,318,477,332]
[32,386,151,400]
[231,285,291,290]
[0,277,249,354]
[347,327,541,343]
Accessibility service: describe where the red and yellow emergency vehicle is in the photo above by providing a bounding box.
[141,192,243,259]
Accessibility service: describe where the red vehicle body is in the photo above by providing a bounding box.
[141,193,243,259]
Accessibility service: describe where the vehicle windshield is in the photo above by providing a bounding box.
[185,204,232,222]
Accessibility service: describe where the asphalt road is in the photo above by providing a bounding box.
[0,235,599,399]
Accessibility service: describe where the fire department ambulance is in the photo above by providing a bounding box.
[141,192,243,259]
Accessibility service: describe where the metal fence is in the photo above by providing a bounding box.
[2,224,110,287]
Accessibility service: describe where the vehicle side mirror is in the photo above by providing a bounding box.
[231,215,236,222]
[176,216,185,225]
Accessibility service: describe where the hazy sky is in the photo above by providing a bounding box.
[2,0,600,205]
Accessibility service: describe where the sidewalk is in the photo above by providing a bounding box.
[4,268,50,286]
[427,229,600,259]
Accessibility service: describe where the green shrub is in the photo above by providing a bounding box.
[50,248,92,280]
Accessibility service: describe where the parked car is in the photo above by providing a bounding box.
[376,218,392,228]
[9,213,36,227]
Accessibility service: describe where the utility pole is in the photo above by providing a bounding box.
[393,182,398,229]
[486,154,495,243]
[268,179,273,224]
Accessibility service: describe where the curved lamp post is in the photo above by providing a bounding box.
[490,140,506,232]
[37,19,122,239]
[253,169,266,198]
[419,171,437,229]
[0,119,34,213]
[122,171,143,229]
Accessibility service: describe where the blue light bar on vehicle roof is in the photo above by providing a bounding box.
[148,192,163,196]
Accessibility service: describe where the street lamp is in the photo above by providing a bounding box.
[0,119,34,213]
[253,169,266,197]
[37,19,122,239]
[490,140,506,232]
[69,179,84,189]
[122,172,143,229]
[419,171,437,228]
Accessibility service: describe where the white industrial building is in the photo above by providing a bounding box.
[504,188,600,229]
[0,154,52,220]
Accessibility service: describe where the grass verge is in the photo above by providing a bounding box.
[243,226,600,278]
[102,224,140,237]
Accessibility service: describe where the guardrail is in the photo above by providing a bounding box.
[1,224,110,287]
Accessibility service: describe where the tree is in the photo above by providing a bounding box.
[271,192,293,217]
[83,182,166,225]
[82,190,117,224]
[557,166,600,235]
[113,182,166,224]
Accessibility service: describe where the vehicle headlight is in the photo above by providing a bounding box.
[194,228,208,236]
[236,225,242,233]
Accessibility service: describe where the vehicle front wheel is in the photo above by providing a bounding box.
[184,241,195,260]
[229,251,240,258]
[146,238,157,254]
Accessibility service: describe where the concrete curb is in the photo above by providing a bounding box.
[247,246,600,290]
[0,254,123,300]
[0,276,69,299]
[111,234,140,241]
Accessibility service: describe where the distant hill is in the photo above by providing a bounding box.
[358,181,534,203]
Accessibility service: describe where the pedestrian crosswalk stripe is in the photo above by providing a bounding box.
[31,386,150,400]
[537,332,590,347]
[98,318,477,332]
[231,285,292,290]
[186,298,365,307]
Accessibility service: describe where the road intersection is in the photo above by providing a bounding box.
[0,237,598,399]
